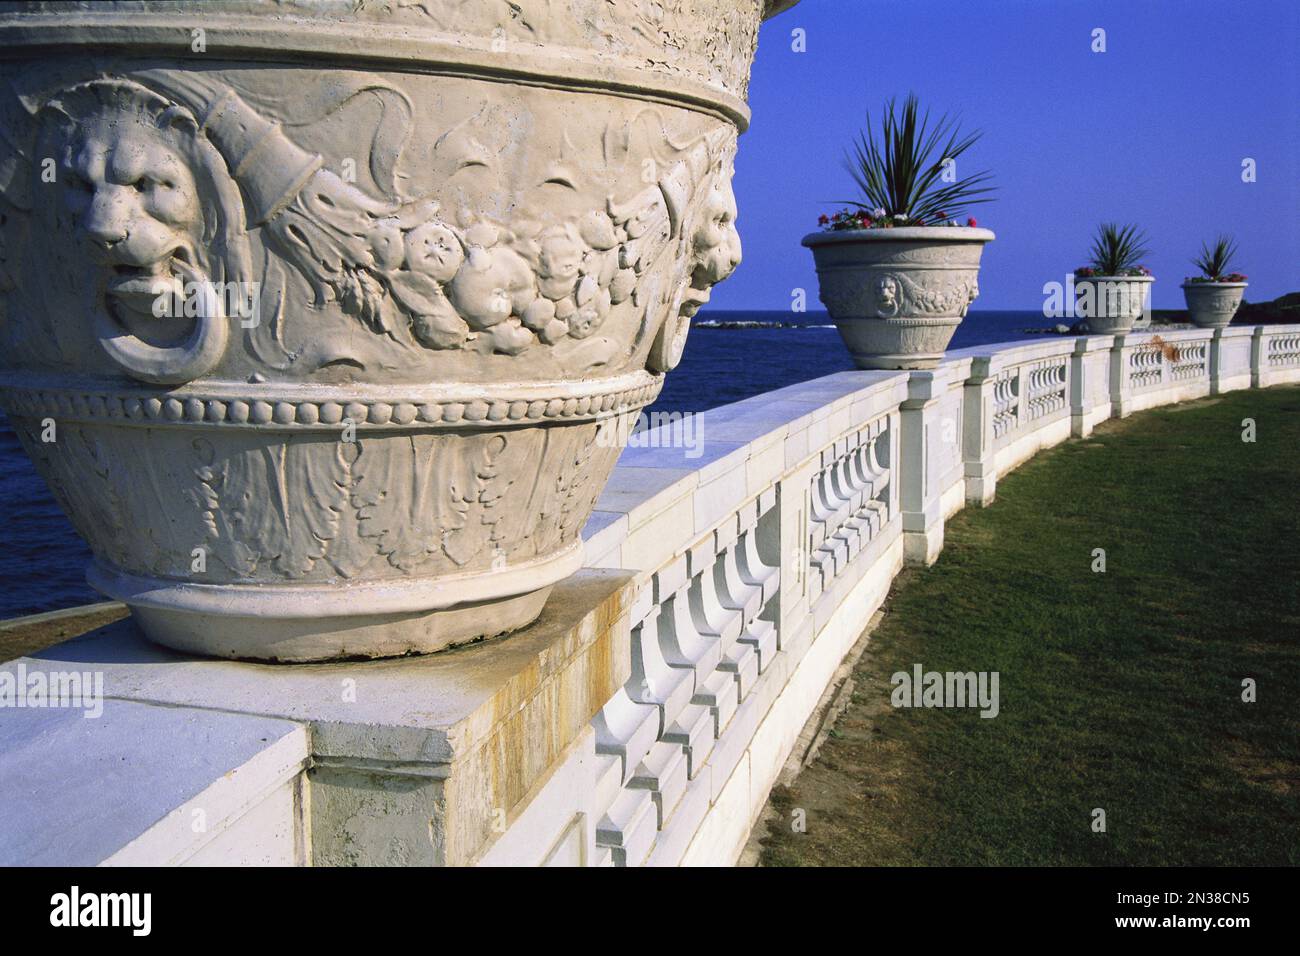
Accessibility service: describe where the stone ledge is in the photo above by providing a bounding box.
[11,568,636,865]
[0,698,306,866]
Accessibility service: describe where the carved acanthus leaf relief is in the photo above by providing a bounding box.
[6,412,623,586]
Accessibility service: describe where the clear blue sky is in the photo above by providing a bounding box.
[711,0,1300,312]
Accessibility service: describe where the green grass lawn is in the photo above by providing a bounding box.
[759,386,1300,866]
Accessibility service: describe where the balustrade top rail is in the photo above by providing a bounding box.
[587,324,1299,553]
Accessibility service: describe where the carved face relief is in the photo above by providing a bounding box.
[680,164,742,320]
[644,136,743,373]
[62,114,204,297]
[33,79,248,384]
[536,224,584,300]
[693,174,742,285]
[874,275,900,317]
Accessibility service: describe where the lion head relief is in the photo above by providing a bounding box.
[33,78,250,383]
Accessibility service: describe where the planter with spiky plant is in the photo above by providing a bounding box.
[1182,235,1248,329]
[801,94,995,369]
[1073,223,1155,334]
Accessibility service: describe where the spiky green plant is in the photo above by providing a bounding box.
[1086,222,1150,275]
[839,93,994,224]
[1191,235,1239,280]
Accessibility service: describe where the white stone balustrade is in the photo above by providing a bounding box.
[1110,328,1219,416]
[1257,327,1300,387]
[3,323,1295,867]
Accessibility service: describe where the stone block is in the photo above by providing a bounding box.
[663,702,716,779]
[0,698,306,866]
[630,739,689,828]
[11,569,636,866]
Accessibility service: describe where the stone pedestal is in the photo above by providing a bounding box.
[1070,334,1113,437]
[1109,334,1134,419]
[962,356,999,506]
[3,569,635,866]
[899,365,963,566]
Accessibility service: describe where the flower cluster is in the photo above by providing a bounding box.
[1075,265,1152,279]
[818,209,979,231]
[1186,272,1247,283]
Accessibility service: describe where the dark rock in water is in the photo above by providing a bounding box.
[1020,324,1078,335]
[693,319,795,329]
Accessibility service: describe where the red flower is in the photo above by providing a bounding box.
[966,217,977,227]
[818,214,829,225]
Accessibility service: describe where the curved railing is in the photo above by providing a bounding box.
[492,323,1300,866]
[6,324,1295,866]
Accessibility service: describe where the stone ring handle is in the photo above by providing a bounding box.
[94,258,229,385]
[874,274,901,319]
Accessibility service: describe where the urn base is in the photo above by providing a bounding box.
[834,316,962,370]
[87,542,582,662]
[125,589,551,663]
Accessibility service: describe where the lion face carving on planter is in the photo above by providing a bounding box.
[34,79,251,384]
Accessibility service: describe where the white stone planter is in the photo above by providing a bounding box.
[1073,275,1154,335]
[1182,281,1247,329]
[801,227,994,369]
[0,0,779,660]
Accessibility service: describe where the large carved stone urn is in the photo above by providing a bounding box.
[0,0,785,660]
[1074,275,1155,335]
[1182,280,1247,329]
[802,227,995,369]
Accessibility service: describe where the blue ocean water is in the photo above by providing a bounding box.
[0,309,1048,618]
[649,308,1044,415]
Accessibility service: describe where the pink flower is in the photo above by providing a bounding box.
[967,217,978,227]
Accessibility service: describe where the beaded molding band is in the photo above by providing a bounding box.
[0,372,664,430]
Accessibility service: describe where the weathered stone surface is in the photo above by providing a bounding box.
[10,568,636,865]
[0,0,773,659]
[0,699,307,866]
